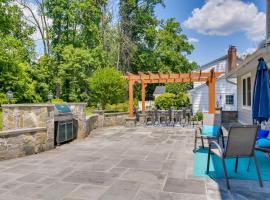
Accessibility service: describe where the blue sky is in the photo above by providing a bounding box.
[155,0,266,65]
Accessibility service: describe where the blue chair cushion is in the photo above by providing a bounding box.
[257,129,269,140]
[257,138,270,148]
[202,125,221,137]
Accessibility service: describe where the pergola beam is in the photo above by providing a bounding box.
[125,72,223,81]
[125,70,224,117]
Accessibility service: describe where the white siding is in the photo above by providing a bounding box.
[194,60,226,88]
[235,49,270,125]
[191,77,237,113]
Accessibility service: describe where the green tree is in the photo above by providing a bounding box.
[44,0,109,98]
[0,0,37,103]
[30,55,56,101]
[119,0,164,72]
[45,0,107,50]
[89,67,127,109]
[59,45,107,102]
[155,18,197,73]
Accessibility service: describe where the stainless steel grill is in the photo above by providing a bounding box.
[54,104,74,145]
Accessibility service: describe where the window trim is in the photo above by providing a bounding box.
[241,73,252,110]
[225,94,234,105]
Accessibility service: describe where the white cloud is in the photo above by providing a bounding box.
[188,37,199,43]
[183,0,266,42]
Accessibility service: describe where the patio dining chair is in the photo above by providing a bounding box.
[158,110,169,126]
[144,110,154,126]
[194,113,224,151]
[206,125,263,190]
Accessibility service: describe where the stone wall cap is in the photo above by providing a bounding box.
[0,127,47,138]
[104,112,128,116]
[68,103,87,105]
[2,104,54,108]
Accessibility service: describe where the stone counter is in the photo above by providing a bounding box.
[1,104,55,152]
[69,103,87,139]
[0,127,51,160]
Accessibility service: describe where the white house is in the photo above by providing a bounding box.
[189,46,242,113]
[226,0,270,125]
[226,44,270,124]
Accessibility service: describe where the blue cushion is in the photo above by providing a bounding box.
[202,125,220,137]
[257,138,270,148]
[257,129,269,140]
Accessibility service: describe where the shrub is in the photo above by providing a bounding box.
[105,101,129,113]
[154,92,190,109]
[51,99,64,103]
[175,92,190,107]
[89,67,127,109]
[195,112,203,121]
[155,93,175,109]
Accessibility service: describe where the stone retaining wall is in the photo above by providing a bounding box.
[86,114,99,136]
[0,104,128,161]
[89,111,129,128]
[103,112,128,127]
[0,127,50,160]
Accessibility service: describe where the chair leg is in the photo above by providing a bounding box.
[234,157,238,173]
[201,137,205,149]
[221,135,225,148]
[253,155,263,187]
[194,136,197,151]
[221,158,230,190]
[206,146,211,174]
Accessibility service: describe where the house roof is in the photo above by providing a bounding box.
[193,55,243,72]
[153,86,166,95]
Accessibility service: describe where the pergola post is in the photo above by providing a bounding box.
[128,80,134,117]
[141,81,146,115]
[208,69,216,114]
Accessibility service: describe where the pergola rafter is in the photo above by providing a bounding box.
[124,69,224,117]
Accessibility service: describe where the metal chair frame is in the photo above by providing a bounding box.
[206,125,263,190]
[194,113,225,151]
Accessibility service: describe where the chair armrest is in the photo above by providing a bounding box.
[209,140,224,157]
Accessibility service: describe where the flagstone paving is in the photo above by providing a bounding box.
[0,126,269,200]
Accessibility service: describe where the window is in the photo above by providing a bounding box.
[226,95,234,105]
[242,74,251,108]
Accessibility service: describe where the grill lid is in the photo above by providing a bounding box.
[55,104,72,114]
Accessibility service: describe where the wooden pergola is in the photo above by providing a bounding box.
[124,69,223,117]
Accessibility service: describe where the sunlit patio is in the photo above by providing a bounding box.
[0,126,268,200]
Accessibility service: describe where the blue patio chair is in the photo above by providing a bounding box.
[194,113,225,151]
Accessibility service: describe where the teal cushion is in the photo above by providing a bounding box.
[202,125,220,137]
[257,138,270,148]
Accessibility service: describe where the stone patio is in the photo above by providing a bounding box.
[0,126,269,200]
